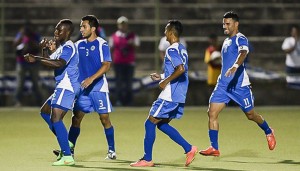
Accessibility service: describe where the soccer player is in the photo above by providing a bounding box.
[130,20,198,167]
[199,11,276,157]
[24,19,79,166]
[54,15,116,160]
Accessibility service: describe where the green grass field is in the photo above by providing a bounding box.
[0,106,299,171]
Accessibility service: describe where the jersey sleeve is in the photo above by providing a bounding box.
[237,36,249,54]
[167,48,183,67]
[60,45,74,63]
[102,42,112,62]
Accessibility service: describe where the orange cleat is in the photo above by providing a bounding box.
[266,128,276,150]
[185,146,198,166]
[199,146,220,157]
[130,158,155,167]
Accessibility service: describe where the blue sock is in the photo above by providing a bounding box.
[53,121,71,156]
[158,123,191,153]
[104,126,115,151]
[143,120,156,161]
[68,126,80,146]
[209,129,219,150]
[40,112,56,135]
[258,120,272,135]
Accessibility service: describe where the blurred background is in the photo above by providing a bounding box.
[0,0,300,106]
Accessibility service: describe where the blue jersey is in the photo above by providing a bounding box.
[49,40,79,92]
[158,42,188,103]
[219,32,250,88]
[76,37,112,92]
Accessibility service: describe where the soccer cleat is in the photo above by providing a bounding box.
[266,128,276,150]
[199,146,220,157]
[105,150,117,160]
[185,146,198,166]
[53,141,75,161]
[53,149,63,161]
[52,155,75,166]
[130,158,155,167]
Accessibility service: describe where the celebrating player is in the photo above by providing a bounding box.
[53,15,116,160]
[130,20,197,167]
[24,19,79,166]
[199,11,276,157]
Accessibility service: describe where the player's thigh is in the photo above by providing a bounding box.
[208,102,226,118]
[41,97,52,114]
[90,92,113,114]
[230,85,254,112]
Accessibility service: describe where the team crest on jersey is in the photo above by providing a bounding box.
[90,46,95,51]
[222,38,232,53]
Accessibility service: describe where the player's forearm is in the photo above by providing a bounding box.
[233,50,247,67]
[164,65,185,83]
[90,63,110,81]
[34,56,66,69]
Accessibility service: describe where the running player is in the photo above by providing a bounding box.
[130,20,197,167]
[199,11,276,157]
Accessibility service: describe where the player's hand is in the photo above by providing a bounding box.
[225,66,237,77]
[24,53,36,63]
[39,38,49,49]
[150,73,161,81]
[48,40,56,52]
[81,77,93,89]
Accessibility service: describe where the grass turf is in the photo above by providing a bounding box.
[0,106,299,171]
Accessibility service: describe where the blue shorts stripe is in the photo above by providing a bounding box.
[49,88,77,110]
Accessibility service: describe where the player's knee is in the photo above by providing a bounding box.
[147,115,161,124]
[72,116,82,127]
[100,115,111,126]
[245,112,255,121]
[50,114,60,123]
[208,111,218,120]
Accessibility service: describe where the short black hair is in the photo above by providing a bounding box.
[81,15,99,29]
[223,11,239,22]
[167,20,183,37]
[59,19,74,35]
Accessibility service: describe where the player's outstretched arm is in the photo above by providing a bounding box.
[24,53,66,69]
